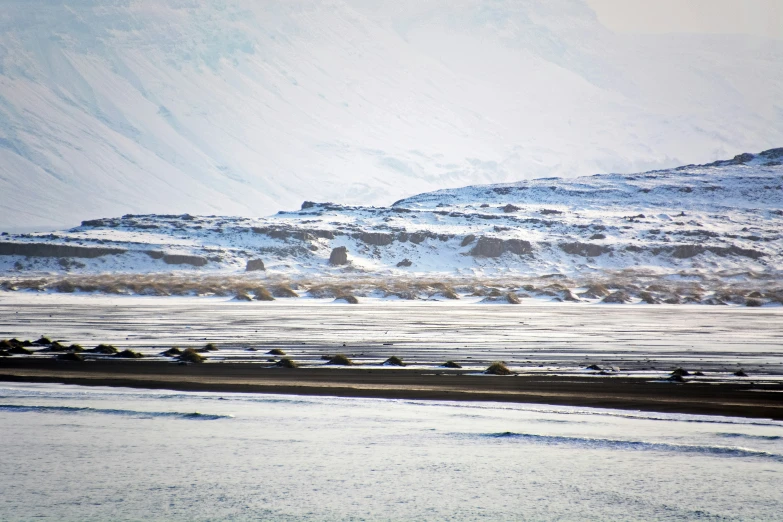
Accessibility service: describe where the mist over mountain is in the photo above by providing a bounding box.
[1,0,781,230]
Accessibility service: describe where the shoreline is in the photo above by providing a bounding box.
[2,359,782,420]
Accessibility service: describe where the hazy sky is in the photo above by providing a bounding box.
[586,0,783,39]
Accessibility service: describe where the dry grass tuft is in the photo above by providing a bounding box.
[506,292,521,304]
[383,356,405,366]
[484,361,512,375]
[273,284,300,298]
[267,348,286,356]
[335,294,359,304]
[254,287,275,301]
[178,348,206,363]
[275,357,298,368]
[91,344,118,354]
[115,349,144,359]
[326,354,353,366]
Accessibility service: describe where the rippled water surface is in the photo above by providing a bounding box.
[2,294,783,376]
[2,382,782,521]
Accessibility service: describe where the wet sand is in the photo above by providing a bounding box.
[2,358,782,420]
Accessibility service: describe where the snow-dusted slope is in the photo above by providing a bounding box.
[1,1,782,229]
[1,149,781,297]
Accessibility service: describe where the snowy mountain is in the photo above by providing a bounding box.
[1,148,782,305]
[1,0,782,230]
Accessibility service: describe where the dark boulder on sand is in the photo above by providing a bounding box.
[671,368,690,377]
[442,361,462,368]
[267,348,286,356]
[734,370,748,377]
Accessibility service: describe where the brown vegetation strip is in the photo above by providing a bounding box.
[1,359,782,420]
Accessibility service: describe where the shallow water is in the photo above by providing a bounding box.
[1,294,783,377]
[1,382,782,521]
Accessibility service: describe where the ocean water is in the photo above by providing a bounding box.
[1,383,782,521]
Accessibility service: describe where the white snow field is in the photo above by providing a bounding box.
[1,0,782,229]
[1,381,782,521]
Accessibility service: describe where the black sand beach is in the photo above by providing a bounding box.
[2,358,782,420]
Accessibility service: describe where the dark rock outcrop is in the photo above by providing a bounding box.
[460,234,476,247]
[396,259,412,267]
[357,232,394,246]
[329,246,349,265]
[162,254,208,267]
[502,204,520,213]
[246,259,266,272]
[0,242,126,258]
[666,244,765,260]
[470,237,533,257]
[559,242,611,257]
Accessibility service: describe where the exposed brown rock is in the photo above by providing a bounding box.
[163,254,208,266]
[470,237,532,257]
[357,232,394,246]
[0,242,126,258]
[559,242,611,257]
[329,246,349,265]
[246,259,266,272]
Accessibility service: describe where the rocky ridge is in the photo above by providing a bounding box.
[1,149,782,303]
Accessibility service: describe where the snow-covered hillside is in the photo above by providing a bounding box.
[1,149,782,305]
[1,1,782,229]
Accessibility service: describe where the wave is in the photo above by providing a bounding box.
[402,400,783,427]
[476,432,783,461]
[716,432,782,441]
[0,404,232,420]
